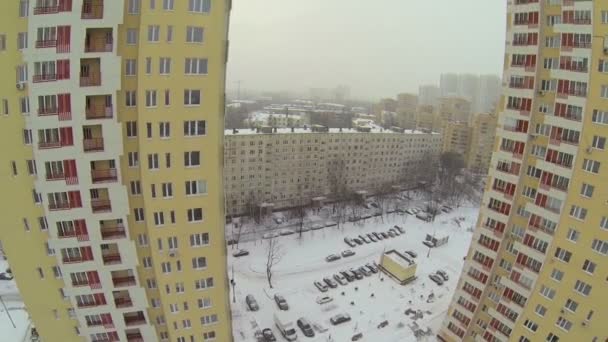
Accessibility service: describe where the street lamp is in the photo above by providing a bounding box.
[231,266,236,303]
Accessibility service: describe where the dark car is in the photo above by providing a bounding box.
[377,320,389,329]
[365,263,378,274]
[429,274,444,285]
[326,254,341,262]
[358,266,371,277]
[352,333,364,341]
[297,318,315,337]
[436,270,449,281]
[380,232,389,239]
[340,270,356,282]
[314,281,329,292]
[274,294,289,310]
[0,273,14,281]
[232,249,250,257]
[330,313,352,325]
[341,250,356,258]
[359,235,371,243]
[344,237,357,248]
[372,232,383,240]
[333,273,348,286]
[323,277,338,288]
[350,268,364,280]
[404,250,418,258]
[353,238,363,245]
[394,225,405,234]
[387,230,396,238]
[367,233,378,242]
[245,294,259,311]
[262,328,277,342]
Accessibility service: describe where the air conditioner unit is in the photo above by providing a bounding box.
[16,83,26,90]
[582,321,588,326]
[168,250,177,257]
[560,309,565,314]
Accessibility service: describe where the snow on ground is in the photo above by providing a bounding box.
[0,259,32,342]
[228,204,479,342]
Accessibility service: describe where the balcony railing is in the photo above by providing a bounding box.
[101,225,126,240]
[80,73,102,87]
[86,105,113,119]
[92,169,117,183]
[114,297,133,308]
[33,6,60,14]
[48,201,70,211]
[82,3,104,19]
[38,107,59,116]
[113,276,136,287]
[46,172,65,181]
[33,74,57,83]
[62,256,85,264]
[124,315,146,327]
[85,39,113,53]
[39,140,62,149]
[126,332,144,342]
[83,138,104,152]
[102,253,122,265]
[35,39,57,48]
[91,199,111,213]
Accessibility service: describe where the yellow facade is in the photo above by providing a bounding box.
[467,113,498,174]
[440,1,607,342]
[442,121,472,158]
[0,1,232,341]
[380,250,417,284]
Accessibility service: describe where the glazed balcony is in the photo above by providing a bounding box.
[80,58,102,87]
[91,160,117,183]
[91,187,111,213]
[85,28,113,53]
[82,0,104,19]
[100,220,126,240]
[113,290,133,309]
[34,5,59,15]
[101,243,122,265]
[111,270,136,288]
[35,39,57,49]
[83,124,104,152]
[124,311,146,327]
[85,95,113,119]
[126,329,144,342]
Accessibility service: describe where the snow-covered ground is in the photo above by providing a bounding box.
[228,204,479,342]
[0,259,32,342]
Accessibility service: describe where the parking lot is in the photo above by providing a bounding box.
[229,204,479,342]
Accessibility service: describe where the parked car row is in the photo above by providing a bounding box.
[428,270,449,285]
[343,226,405,248]
[315,263,380,292]
[325,249,356,262]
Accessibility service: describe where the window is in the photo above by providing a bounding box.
[128,152,139,167]
[601,216,608,230]
[192,256,207,269]
[603,10,608,24]
[149,0,156,9]
[554,247,572,263]
[134,208,144,222]
[184,89,201,105]
[137,234,148,246]
[161,262,171,273]
[187,208,203,222]
[126,121,137,137]
[189,0,211,13]
[592,136,606,150]
[38,216,48,231]
[2,99,9,115]
[163,89,171,106]
[26,160,37,175]
[582,259,596,274]
[154,212,165,226]
[569,205,587,220]
[185,58,208,75]
[201,314,218,326]
[148,153,159,170]
[17,32,27,50]
[546,333,559,342]
[184,120,206,136]
[184,151,200,167]
[23,129,33,145]
[146,278,157,289]
[145,57,152,74]
[574,280,592,296]
[203,331,216,341]
[150,184,156,198]
[126,29,138,45]
[128,0,141,14]
[591,239,608,255]
[165,153,171,168]
[166,25,173,42]
[20,97,30,114]
[126,90,137,107]
[159,57,171,75]
[125,59,137,76]
[566,228,579,242]
[162,182,173,198]
[130,180,142,195]
[17,64,28,83]
[195,277,214,290]
[146,90,157,107]
[159,122,170,138]
[198,298,211,309]
[556,316,572,332]
[602,85,608,99]
[19,0,29,17]
[143,257,152,268]
[539,285,556,299]
[550,268,564,281]
[185,180,207,195]
[186,26,204,43]
[163,0,174,10]
[190,233,209,247]
[170,211,175,224]
[523,319,538,332]
[0,34,6,51]
[535,304,546,317]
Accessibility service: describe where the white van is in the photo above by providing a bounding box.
[274,313,298,341]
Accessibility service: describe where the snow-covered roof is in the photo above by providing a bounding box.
[384,250,416,268]
[225,127,439,136]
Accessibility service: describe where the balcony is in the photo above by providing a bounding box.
[38,107,58,117]
[38,140,62,149]
[101,243,122,265]
[82,0,104,19]
[83,138,104,152]
[85,28,113,53]
[126,329,144,342]
[100,220,126,240]
[85,95,113,119]
[91,160,117,183]
[80,73,102,87]
[91,199,111,213]
[48,201,70,211]
[113,290,133,309]
[80,58,102,87]
[124,311,146,327]
[112,270,136,288]
[46,170,65,182]
[34,5,59,15]
[35,39,57,48]
[33,73,57,83]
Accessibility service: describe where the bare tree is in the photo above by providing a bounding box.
[327,158,349,229]
[265,235,283,289]
[375,183,393,223]
[234,222,244,250]
[245,192,260,224]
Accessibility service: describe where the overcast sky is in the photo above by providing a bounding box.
[227,0,506,100]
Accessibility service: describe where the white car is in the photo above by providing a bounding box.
[262,231,280,239]
[279,229,295,236]
[311,224,324,230]
[324,221,337,227]
[316,296,333,304]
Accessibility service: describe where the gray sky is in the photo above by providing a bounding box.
[227,0,506,100]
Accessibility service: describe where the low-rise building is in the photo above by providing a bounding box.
[380,250,417,284]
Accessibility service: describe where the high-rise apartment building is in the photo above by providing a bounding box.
[0,1,232,341]
[418,84,440,106]
[439,1,607,342]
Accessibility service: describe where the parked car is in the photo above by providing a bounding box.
[316,296,333,305]
[365,263,378,274]
[274,313,298,341]
[262,328,277,342]
[333,273,348,286]
[389,228,400,236]
[323,277,338,289]
[349,268,364,280]
[314,281,329,292]
[279,229,295,236]
[330,313,352,325]
[324,221,337,227]
[341,250,356,258]
[359,235,371,243]
[0,273,13,281]
[362,214,372,219]
[387,231,396,238]
[340,270,356,282]
[273,217,284,224]
[367,233,378,242]
[377,320,389,329]
[312,223,324,230]
[404,250,418,258]
[226,238,237,245]
[245,294,259,311]
[344,237,357,248]
[274,294,289,310]
[358,266,371,277]
[436,270,449,281]
[352,332,364,341]
[297,318,315,337]
[405,209,416,215]
[394,225,406,234]
[416,212,431,222]
[299,225,311,232]
[262,232,280,239]
[370,202,379,208]
[232,249,249,257]
[353,238,363,245]
[380,232,389,239]
[429,274,444,285]
[372,232,383,240]
[325,254,341,262]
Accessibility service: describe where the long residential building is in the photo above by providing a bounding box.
[224,126,442,216]
[439,1,607,342]
[0,1,232,341]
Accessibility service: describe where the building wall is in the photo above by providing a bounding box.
[439,1,607,342]
[224,129,442,215]
[442,121,472,159]
[467,113,498,174]
[380,252,417,283]
[0,1,232,341]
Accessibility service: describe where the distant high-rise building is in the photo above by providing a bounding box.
[396,93,418,129]
[439,1,607,342]
[419,85,441,106]
[440,73,460,97]
[477,74,502,113]
[0,1,233,341]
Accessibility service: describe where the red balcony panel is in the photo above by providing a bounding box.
[92,169,117,183]
[91,199,111,213]
[86,106,113,119]
[101,226,126,240]
[126,333,144,342]
[124,314,146,327]
[102,254,122,265]
[83,138,104,152]
[113,276,136,287]
[114,297,133,308]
